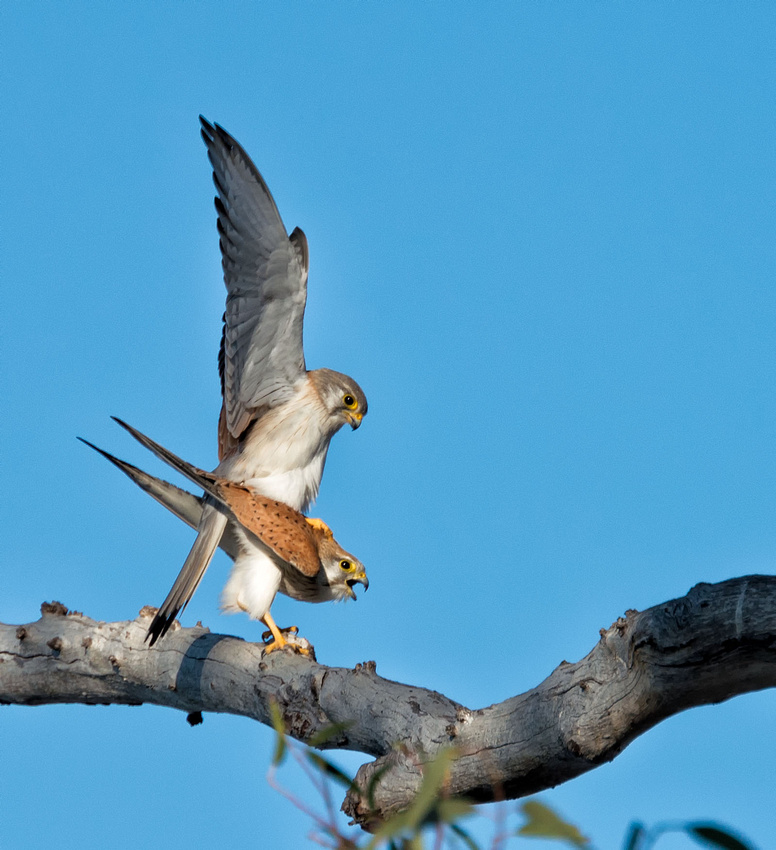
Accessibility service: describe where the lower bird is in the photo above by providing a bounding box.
[80,419,368,650]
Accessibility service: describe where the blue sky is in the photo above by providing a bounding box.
[3,2,776,848]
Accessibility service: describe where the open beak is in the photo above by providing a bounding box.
[346,411,363,430]
[345,572,369,600]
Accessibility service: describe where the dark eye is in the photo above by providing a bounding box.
[343,394,356,409]
[340,559,354,571]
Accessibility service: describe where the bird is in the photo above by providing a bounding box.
[143,117,368,645]
[79,419,368,651]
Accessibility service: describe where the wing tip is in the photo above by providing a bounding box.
[199,115,237,154]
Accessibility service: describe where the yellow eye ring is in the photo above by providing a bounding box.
[342,394,357,410]
[340,559,355,572]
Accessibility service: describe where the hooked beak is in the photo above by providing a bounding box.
[346,411,363,430]
[345,571,369,600]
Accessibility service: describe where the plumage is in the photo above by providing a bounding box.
[150,504,227,643]
[139,118,368,645]
[77,439,243,560]
[201,115,309,440]
[80,426,368,648]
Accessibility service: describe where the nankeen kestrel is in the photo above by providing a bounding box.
[80,420,368,651]
[142,118,367,644]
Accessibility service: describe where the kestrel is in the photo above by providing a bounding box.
[145,117,367,644]
[80,420,368,651]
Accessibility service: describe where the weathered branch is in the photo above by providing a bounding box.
[2,576,775,827]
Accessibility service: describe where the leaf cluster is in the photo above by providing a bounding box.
[268,713,757,850]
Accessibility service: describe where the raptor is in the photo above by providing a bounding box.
[81,420,368,651]
[143,118,367,644]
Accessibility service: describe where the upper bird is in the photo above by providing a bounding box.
[145,117,367,644]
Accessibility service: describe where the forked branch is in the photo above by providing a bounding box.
[2,576,775,827]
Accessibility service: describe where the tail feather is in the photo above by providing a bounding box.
[146,502,229,645]
[111,417,217,496]
[78,437,241,560]
[84,420,240,643]
[78,437,203,526]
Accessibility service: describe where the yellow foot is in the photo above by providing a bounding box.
[259,612,312,656]
[262,636,287,654]
[305,516,333,537]
[267,640,313,658]
[261,625,298,644]
[261,630,313,658]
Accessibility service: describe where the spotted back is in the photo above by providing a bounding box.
[215,481,321,576]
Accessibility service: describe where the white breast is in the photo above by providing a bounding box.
[215,387,337,511]
[220,529,283,621]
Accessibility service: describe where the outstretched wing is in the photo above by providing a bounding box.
[200,117,309,447]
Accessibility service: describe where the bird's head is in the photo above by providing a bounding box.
[310,368,368,431]
[319,538,369,601]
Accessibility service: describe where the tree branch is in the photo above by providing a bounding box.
[2,576,775,828]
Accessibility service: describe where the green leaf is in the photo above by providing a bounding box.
[306,751,359,792]
[518,801,589,847]
[435,798,475,823]
[622,822,646,850]
[402,749,458,832]
[366,809,415,849]
[686,824,756,850]
[365,750,459,850]
[306,721,353,747]
[367,763,393,810]
[268,700,286,767]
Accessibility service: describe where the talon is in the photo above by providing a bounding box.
[261,611,299,653]
[261,625,298,642]
[261,632,312,657]
[305,517,333,537]
[262,636,288,654]
[260,614,311,657]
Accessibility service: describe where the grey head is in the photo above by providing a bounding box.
[318,548,369,602]
[308,368,368,432]
[277,534,368,603]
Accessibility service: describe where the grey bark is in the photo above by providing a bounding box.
[1,575,775,828]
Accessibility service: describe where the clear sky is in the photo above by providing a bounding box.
[3,3,776,848]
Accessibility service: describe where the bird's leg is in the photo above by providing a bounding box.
[234,597,310,656]
[234,601,293,651]
[260,623,299,642]
[260,611,288,652]
[260,612,312,657]
[305,517,333,537]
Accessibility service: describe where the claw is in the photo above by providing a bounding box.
[261,625,298,642]
[305,517,333,537]
[260,614,312,656]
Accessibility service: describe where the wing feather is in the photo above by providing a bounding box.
[220,485,321,577]
[200,116,308,441]
[111,417,322,578]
